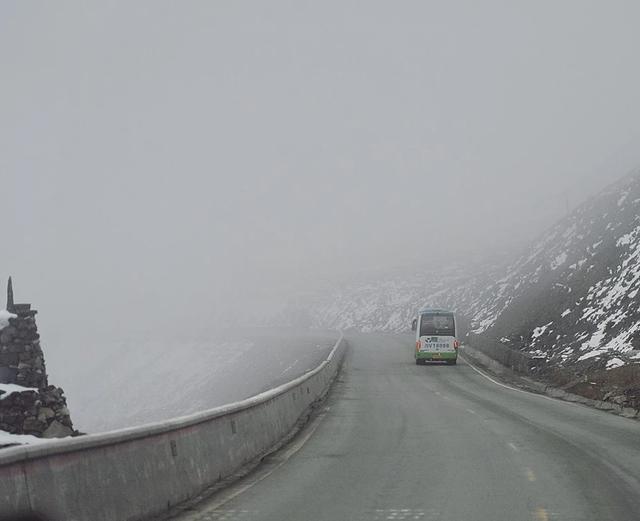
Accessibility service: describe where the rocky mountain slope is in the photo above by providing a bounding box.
[473,171,640,372]
[285,171,640,373]
[282,258,505,335]
[300,264,483,333]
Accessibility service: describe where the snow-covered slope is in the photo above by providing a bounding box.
[310,266,474,333]
[48,328,337,433]
[288,171,640,371]
[281,260,501,337]
[473,172,640,370]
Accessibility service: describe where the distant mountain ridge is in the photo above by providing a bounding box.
[283,171,640,371]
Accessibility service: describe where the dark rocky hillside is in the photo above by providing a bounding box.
[472,171,640,373]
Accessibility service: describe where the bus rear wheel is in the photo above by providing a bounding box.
[416,358,426,366]
[447,359,457,365]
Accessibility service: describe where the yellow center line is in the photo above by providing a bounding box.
[526,468,537,482]
[534,507,549,521]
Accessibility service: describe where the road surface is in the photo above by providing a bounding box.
[174,332,640,521]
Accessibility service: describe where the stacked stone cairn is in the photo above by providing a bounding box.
[0,278,76,441]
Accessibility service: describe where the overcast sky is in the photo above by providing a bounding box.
[2,1,640,341]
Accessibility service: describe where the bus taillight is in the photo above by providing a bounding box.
[416,341,420,351]
[454,340,460,350]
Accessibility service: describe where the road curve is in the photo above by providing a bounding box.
[174,332,640,521]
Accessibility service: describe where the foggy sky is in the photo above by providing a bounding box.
[2,1,640,342]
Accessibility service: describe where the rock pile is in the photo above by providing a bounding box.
[0,386,74,438]
[0,278,76,439]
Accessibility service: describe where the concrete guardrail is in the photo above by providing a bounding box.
[0,333,347,521]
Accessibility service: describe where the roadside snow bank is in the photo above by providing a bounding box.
[0,429,58,447]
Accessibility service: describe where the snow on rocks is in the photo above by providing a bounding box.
[0,383,38,400]
[551,252,568,270]
[532,322,553,340]
[617,231,635,248]
[466,171,640,370]
[617,190,630,207]
[0,309,16,330]
[0,429,57,448]
[606,357,625,370]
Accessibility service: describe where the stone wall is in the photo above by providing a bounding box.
[0,279,76,440]
[0,311,47,388]
[0,386,74,438]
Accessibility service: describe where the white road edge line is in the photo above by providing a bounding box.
[459,354,580,407]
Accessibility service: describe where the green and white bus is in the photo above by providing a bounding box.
[411,308,459,365]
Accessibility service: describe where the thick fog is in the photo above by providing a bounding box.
[2,1,640,347]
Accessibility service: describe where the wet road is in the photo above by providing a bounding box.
[176,332,640,521]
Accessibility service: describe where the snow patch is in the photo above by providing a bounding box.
[606,357,625,369]
[617,233,634,247]
[0,309,16,330]
[0,430,58,447]
[550,252,568,270]
[0,383,39,400]
[578,349,606,361]
[617,191,629,207]
[532,322,553,340]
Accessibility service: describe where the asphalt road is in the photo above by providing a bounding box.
[176,332,640,521]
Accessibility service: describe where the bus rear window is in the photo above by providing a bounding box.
[420,314,455,336]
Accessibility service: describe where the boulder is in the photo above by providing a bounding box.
[37,407,55,422]
[56,406,70,418]
[42,420,73,439]
[22,417,47,434]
